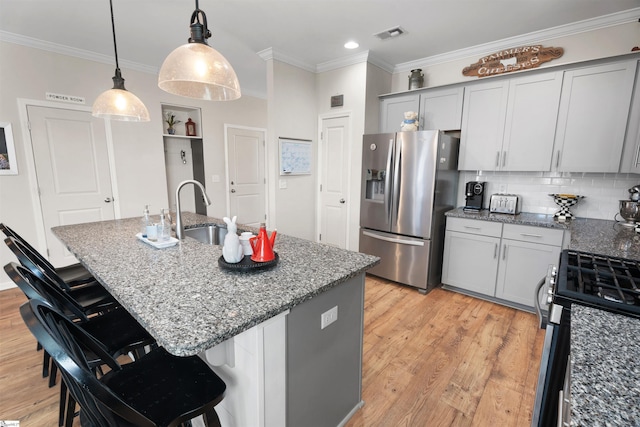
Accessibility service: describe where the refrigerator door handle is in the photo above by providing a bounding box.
[362,230,425,247]
[384,139,394,224]
[392,138,402,226]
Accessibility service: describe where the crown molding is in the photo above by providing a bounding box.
[257,47,316,72]
[0,30,159,75]
[394,7,640,73]
[260,47,395,75]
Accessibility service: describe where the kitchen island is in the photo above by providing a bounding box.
[52,213,379,427]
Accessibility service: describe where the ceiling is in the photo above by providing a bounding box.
[1,0,639,98]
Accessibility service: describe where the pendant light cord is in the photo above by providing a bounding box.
[109,0,120,71]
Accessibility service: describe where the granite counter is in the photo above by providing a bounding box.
[52,213,379,357]
[570,305,640,426]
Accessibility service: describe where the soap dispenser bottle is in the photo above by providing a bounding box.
[141,205,151,237]
[159,208,171,241]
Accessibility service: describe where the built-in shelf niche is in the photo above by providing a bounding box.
[161,103,207,215]
[161,104,202,138]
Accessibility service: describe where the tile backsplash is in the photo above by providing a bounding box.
[457,171,640,221]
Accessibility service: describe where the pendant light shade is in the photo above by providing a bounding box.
[92,0,150,122]
[158,1,241,101]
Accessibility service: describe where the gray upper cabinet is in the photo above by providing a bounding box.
[554,60,637,173]
[379,87,464,133]
[502,72,563,171]
[459,71,563,171]
[619,61,640,174]
[379,93,420,133]
[459,80,509,171]
[419,86,464,131]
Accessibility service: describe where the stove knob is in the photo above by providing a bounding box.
[546,294,553,305]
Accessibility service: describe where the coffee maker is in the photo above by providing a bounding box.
[464,181,485,211]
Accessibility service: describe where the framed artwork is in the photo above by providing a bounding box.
[279,138,312,175]
[0,122,18,175]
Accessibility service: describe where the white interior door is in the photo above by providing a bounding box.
[319,115,350,248]
[226,126,266,227]
[27,105,115,267]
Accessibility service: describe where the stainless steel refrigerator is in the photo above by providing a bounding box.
[359,130,459,293]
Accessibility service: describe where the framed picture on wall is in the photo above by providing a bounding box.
[0,122,18,175]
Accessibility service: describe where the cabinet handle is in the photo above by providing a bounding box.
[502,151,507,167]
[635,143,640,168]
[494,244,498,259]
[555,150,561,169]
[464,226,481,230]
[520,233,542,238]
[496,151,500,168]
[503,244,507,260]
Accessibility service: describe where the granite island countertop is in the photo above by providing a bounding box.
[570,305,640,426]
[52,213,379,356]
[445,208,640,260]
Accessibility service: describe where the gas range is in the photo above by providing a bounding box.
[555,249,640,319]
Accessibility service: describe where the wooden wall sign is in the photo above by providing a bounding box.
[462,45,564,78]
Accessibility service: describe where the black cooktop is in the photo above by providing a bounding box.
[555,249,640,318]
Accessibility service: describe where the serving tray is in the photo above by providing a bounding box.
[136,233,179,249]
[218,252,279,272]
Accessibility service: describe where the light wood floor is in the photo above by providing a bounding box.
[0,276,544,427]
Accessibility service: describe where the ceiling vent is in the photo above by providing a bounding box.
[374,26,406,40]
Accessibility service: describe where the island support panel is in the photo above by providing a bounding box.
[287,274,365,426]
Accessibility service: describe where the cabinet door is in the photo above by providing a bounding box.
[620,61,640,173]
[459,80,509,170]
[555,60,637,172]
[419,86,464,131]
[495,239,561,308]
[379,93,420,133]
[502,72,563,171]
[442,230,500,296]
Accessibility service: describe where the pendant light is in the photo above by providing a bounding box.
[158,0,241,101]
[92,0,150,122]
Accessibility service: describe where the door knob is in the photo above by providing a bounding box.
[339,198,345,204]
[231,189,236,193]
[104,197,112,203]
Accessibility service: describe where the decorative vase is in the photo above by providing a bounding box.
[408,69,424,90]
[185,118,196,137]
[167,127,176,135]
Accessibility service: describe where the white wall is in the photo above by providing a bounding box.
[266,60,317,240]
[315,62,369,251]
[0,41,266,288]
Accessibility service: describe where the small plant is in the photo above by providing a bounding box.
[165,112,181,129]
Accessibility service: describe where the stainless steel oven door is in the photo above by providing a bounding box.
[531,303,570,427]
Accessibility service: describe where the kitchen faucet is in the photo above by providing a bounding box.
[175,179,212,240]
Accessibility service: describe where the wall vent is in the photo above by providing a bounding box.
[374,26,406,40]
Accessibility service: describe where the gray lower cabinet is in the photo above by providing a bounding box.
[442,218,564,310]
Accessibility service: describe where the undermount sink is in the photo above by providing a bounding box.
[183,224,227,245]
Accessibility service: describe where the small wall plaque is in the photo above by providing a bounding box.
[331,95,344,108]
[462,45,564,78]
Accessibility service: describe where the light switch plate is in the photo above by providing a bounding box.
[279,179,287,189]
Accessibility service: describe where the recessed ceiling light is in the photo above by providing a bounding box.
[344,41,359,49]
